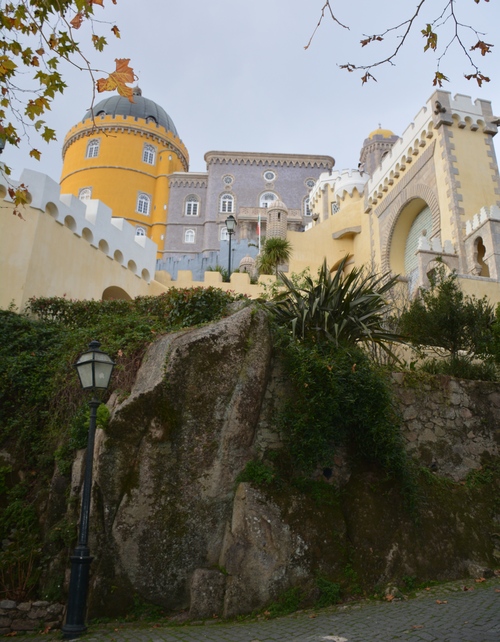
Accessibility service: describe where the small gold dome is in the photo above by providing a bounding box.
[368,127,395,140]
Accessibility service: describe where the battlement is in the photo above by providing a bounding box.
[465,205,500,237]
[155,269,275,298]
[1,169,157,283]
[366,92,499,210]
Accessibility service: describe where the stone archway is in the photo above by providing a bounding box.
[102,286,132,301]
[381,183,440,274]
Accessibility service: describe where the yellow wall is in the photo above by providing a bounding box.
[449,119,499,218]
[0,199,272,311]
[0,201,162,311]
[288,190,368,275]
[60,115,188,257]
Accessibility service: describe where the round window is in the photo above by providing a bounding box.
[306,179,316,189]
[264,171,276,182]
[223,175,233,185]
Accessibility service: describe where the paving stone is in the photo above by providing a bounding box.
[6,577,500,642]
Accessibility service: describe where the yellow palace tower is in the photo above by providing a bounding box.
[60,87,189,256]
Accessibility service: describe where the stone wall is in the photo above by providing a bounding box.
[0,600,64,635]
[78,308,499,620]
[393,372,500,481]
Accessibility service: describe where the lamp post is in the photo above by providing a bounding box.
[225,214,237,278]
[62,341,115,639]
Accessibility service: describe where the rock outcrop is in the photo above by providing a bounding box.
[81,307,500,618]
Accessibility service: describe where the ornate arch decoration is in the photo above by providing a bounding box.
[380,182,440,274]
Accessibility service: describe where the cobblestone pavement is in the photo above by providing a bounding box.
[11,577,500,642]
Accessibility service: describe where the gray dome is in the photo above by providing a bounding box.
[83,88,179,137]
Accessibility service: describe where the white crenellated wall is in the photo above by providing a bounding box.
[2,169,157,283]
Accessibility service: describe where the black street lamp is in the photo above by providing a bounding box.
[225,214,237,277]
[62,341,115,639]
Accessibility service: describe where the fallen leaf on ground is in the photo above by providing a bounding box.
[462,586,474,591]
[386,594,394,601]
[475,578,486,583]
[412,625,423,629]
[436,599,448,604]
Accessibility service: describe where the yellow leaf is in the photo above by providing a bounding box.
[96,58,136,102]
[111,25,120,38]
[29,149,41,160]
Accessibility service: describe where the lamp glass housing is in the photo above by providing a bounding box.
[225,215,237,232]
[74,341,115,391]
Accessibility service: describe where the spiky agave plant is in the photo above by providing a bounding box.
[267,256,404,355]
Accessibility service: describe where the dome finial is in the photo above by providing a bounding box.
[133,86,142,96]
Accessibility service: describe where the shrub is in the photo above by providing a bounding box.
[267,257,403,357]
[399,265,496,379]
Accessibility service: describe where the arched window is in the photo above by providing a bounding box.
[185,195,199,216]
[260,192,277,208]
[404,205,432,275]
[78,187,92,201]
[304,197,311,217]
[220,193,234,213]
[142,144,156,165]
[137,193,151,215]
[86,138,100,158]
[220,227,229,241]
[184,229,195,244]
[135,227,146,237]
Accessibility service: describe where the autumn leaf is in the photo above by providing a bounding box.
[92,34,107,51]
[96,58,136,102]
[111,25,120,38]
[422,24,438,52]
[436,599,448,604]
[360,35,383,47]
[91,0,105,6]
[470,40,494,56]
[475,577,486,583]
[433,71,449,87]
[8,183,29,219]
[70,13,84,29]
[361,72,376,85]
[29,148,41,160]
[465,72,490,87]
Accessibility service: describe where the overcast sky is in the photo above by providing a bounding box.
[4,0,500,182]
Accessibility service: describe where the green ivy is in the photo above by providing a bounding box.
[278,340,417,509]
[0,287,242,600]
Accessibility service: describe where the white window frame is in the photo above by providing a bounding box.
[260,192,278,208]
[220,193,234,214]
[185,195,199,216]
[142,143,156,165]
[220,226,229,241]
[86,138,100,158]
[135,226,146,237]
[78,187,92,201]
[184,228,195,244]
[137,193,151,215]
